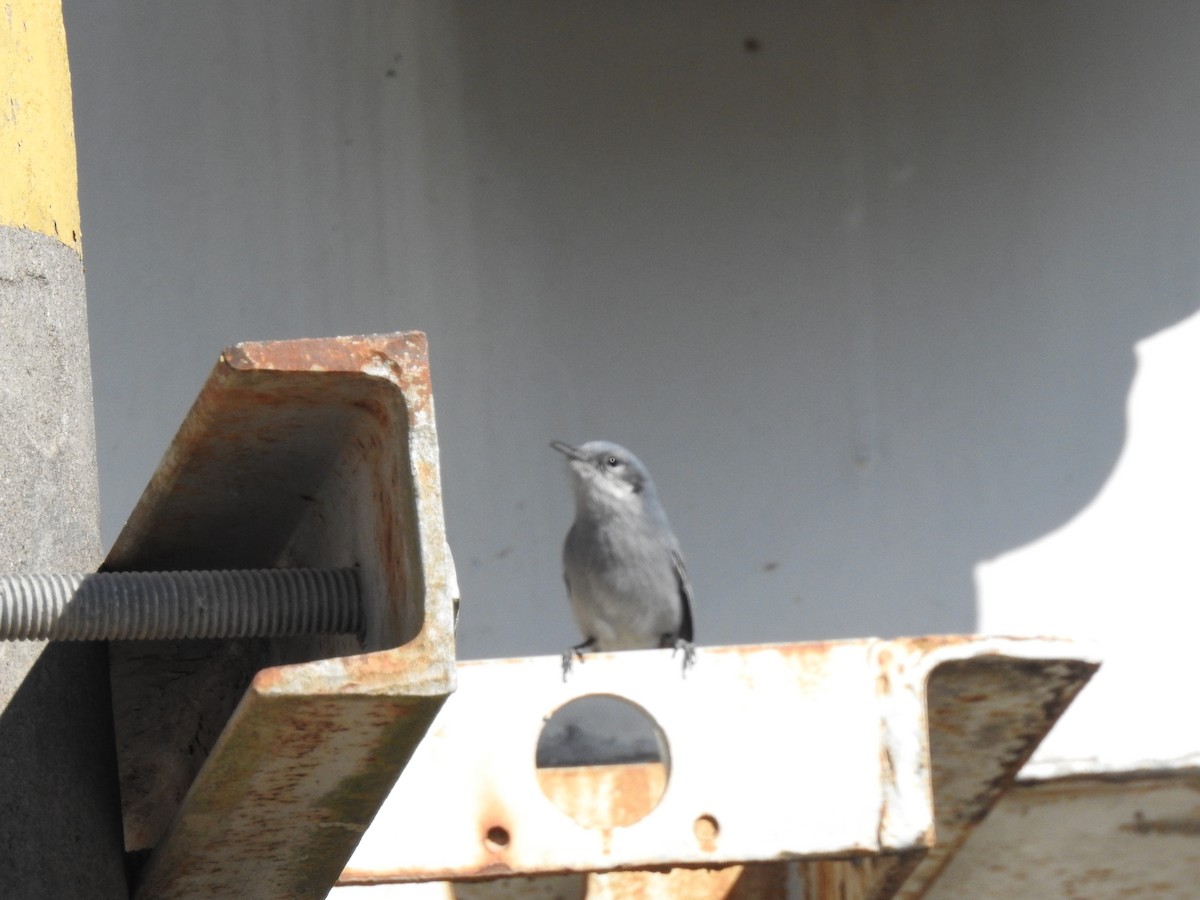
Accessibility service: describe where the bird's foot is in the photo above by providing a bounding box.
[671,638,696,677]
[560,648,578,681]
[561,639,595,681]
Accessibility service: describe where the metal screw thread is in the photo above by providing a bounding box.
[0,568,361,641]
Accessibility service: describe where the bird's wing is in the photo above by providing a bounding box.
[671,548,694,642]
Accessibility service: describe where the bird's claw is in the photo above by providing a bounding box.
[561,645,588,681]
[671,639,696,677]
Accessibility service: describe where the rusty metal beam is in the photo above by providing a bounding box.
[339,636,1096,893]
[923,768,1200,898]
[103,333,456,899]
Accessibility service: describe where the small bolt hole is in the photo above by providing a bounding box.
[484,825,510,850]
[694,814,720,850]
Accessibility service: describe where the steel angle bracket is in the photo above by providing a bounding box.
[104,333,456,900]
[340,636,1097,892]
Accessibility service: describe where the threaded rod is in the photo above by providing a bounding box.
[0,568,362,641]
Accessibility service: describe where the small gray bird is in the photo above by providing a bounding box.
[550,440,694,676]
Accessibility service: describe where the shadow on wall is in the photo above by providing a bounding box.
[0,643,129,896]
[978,308,1200,770]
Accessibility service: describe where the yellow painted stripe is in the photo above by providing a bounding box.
[0,0,81,253]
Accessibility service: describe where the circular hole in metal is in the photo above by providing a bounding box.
[484,825,510,850]
[535,694,668,828]
[694,813,720,850]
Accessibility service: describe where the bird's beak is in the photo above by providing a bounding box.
[550,440,586,462]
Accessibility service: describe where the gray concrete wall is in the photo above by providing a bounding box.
[62,1,1200,775]
[0,230,126,893]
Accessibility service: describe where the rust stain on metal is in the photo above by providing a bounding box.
[1120,811,1200,836]
[915,769,1200,897]
[536,762,668,830]
[587,862,760,898]
[104,332,455,899]
[802,850,928,900]
[341,637,1096,892]
[693,814,720,853]
[891,645,1099,900]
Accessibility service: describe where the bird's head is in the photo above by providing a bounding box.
[550,440,655,510]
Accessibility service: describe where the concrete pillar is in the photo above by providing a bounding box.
[0,2,128,895]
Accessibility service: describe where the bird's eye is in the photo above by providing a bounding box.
[606,456,620,468]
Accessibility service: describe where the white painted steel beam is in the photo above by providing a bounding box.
[341,636,1097,892]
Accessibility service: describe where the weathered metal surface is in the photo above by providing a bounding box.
[103,333,455,899]
[335,766,788,897]
[584,861,788,899]
[340,636,1096,889]
[890,639,1098,898]
[344,642,901,882]
[536,762,668,829]
[925,770,1200,900]
[539,765,792,899]
[799,853,925,900]
[326,863,795,898]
